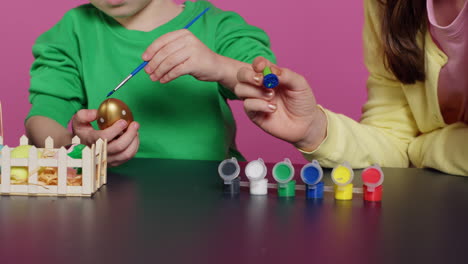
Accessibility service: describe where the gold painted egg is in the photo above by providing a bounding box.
[97,98,134,130]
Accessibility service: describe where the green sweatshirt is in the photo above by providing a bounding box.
[27,1,275,161]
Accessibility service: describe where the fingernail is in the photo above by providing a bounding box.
[142,54,149,61]
[118,120,127,128]
[258,61,265,71]
[145,66,151,73]
[268,104,277,111]
[271,65,282,76]
[133,122,140,129]
[265,91,274,98]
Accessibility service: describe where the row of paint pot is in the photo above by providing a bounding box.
[218,158,384,202]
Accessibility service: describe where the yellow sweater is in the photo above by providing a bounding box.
[302,0,468,176]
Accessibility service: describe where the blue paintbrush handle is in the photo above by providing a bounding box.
[183,7,209,29]
[130,61,149,76]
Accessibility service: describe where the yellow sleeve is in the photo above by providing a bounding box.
[408,123,468,176]
[301,0,419,168]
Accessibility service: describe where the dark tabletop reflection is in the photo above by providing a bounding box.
[0,172,140,263]
[1,159,467,264]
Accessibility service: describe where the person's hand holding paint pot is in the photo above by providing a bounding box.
[234,57,327,152]
[72,109,140,167]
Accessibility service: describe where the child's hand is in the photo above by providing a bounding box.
[142,29,222,84]
[234,57,328,152]
[72,109,140,167]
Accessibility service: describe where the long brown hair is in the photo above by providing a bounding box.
[380,0,427,84]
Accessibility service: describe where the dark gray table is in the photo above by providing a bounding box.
[1,158,467,264]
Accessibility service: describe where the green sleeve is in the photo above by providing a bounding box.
[212,8,276,100]
[27,10,86,128]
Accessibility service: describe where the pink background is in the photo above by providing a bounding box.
[0,0,367,163]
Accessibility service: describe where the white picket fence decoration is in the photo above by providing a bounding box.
[0,135,107,196]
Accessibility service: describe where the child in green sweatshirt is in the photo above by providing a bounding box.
[25,0,275,167]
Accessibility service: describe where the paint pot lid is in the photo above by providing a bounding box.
[218,158,240,183]
[273,159,295,183]
[331,163,354,186]
[362,165,384,188]
[301,160,323,185]
[245,158,267,181]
